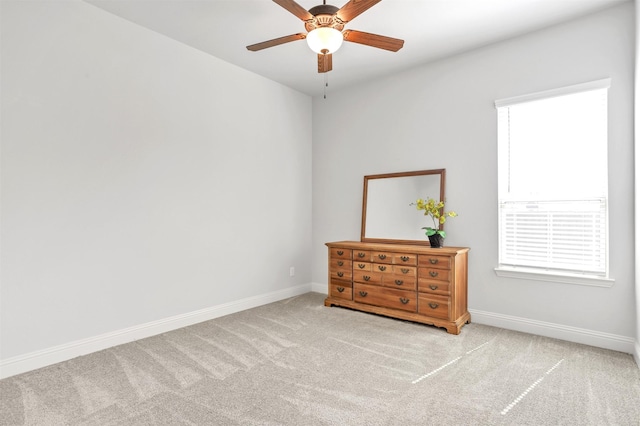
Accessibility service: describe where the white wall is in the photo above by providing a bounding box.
[313,2,636,352]
[0,0,312,370]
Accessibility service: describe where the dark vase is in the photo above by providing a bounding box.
[428,233,444,248]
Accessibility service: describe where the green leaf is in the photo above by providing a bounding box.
[421,227,437,237]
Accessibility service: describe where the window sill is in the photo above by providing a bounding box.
[494,266,614,288]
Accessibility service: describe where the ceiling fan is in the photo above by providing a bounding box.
[246,0,404,73]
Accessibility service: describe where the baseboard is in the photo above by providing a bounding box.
[634,341,640,369]
[311,281,328,294]
[0,283,313,379]
[469,308,637,355]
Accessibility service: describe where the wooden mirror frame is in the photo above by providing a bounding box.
[360,169,446,245]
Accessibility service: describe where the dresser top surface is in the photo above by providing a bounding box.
[326,241,469,255]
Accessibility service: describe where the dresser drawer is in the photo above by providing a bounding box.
[353,250,372,261]
[393,265,416,276]
[354,283,417,312]
[418,267,450,282]
[353,261,372,272]
[373,263,392,273]
[330,258,352,270]
[393,253,417,265]
[330,268,352,281]
[353,270,382,285]
[372,251,394,264]
[331,248,352,260]
[418,281,450,295]
[418,254,451,270]
[418,294,450,319]
[330,283,352,300]
[382,274,417,290]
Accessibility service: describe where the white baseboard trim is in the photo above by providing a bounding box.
[311,281,328,294]
[634,341,640,369]
[469,308,637,355]
[0,283,313,379]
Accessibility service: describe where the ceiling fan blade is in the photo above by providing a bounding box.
[336,0,381,23]
[317,52,333,73]
[273,0,314,21]
[343,29,404,52]
[246,33,306,51]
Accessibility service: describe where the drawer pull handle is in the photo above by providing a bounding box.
[358,252,366,258]
[337,261,344,266]
[337,287,345,293]
[428,302,439,309]
[358,263,366,269]
[337,250,344,256]
[429,258,439,264]
[378,265,387,271]
[359,291,368,297]
[400,297,410,304]
[400,256,410,262]
[401,268,410,274]
[378,254,387,260]
[395,280,403,286]
[429,285,438,290]
[363,275,371,281]
[429,271,439,278]
[337,272,344,277]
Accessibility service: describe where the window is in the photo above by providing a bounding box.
[495,79,613,286]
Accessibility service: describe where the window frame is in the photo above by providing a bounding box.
[494,79,614,288]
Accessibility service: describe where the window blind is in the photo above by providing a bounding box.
[499,199,606,275]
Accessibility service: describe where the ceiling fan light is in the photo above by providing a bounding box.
[306,27,343,54]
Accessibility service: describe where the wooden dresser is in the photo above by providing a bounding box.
[325,241,470,334]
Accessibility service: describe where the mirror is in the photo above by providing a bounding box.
[361,169,446,245]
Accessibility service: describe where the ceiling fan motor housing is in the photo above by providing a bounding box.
[305,4,345,32]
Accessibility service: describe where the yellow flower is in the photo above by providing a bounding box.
[410,197,458,238]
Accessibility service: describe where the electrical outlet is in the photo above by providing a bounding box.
[289,267,295,277]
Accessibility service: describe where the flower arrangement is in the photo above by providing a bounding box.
[412,197,458,239]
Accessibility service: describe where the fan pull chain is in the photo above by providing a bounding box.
[323,73,328,99]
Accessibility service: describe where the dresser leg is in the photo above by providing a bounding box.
[445,325,461,335]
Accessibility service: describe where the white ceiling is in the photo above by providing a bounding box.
[85,0,628,97]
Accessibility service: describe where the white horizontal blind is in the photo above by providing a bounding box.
[499,199,606,274]
[496,80,609,277]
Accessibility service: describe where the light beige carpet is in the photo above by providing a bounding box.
[1,292,639,425]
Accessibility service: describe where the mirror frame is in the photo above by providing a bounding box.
[360,169,446,245]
